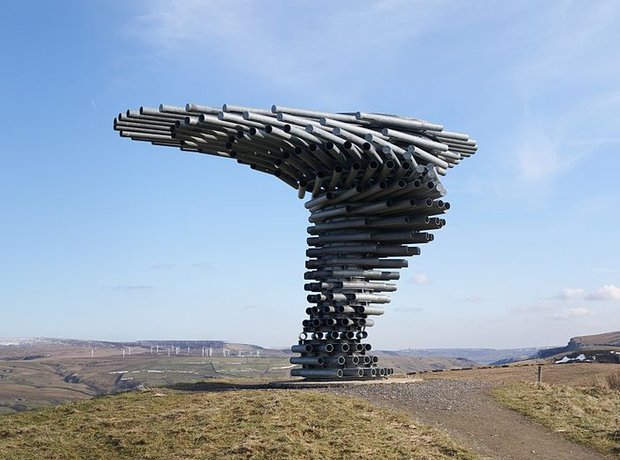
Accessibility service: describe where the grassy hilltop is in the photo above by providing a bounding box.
[0,388,476,460]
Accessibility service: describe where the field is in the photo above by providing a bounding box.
[0,340,484,415]
[0,342,295,415]
[418,361,620,387]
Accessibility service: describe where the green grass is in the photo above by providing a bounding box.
[0,388,477,460]
[494,382,620,456]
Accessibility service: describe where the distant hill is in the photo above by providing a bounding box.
[566,331,620,348]
[0,337,289,358]
[373,353,479,372]
[386,348,545,365]
[537,331,620,362]
[0,338,553,366]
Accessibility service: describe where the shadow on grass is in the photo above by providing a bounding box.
[167,381,276,393]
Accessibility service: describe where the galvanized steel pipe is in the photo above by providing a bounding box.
[113,103,477,381]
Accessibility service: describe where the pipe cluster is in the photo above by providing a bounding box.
[114,103,477,380]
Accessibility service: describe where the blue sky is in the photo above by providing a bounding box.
[1,0,619,349]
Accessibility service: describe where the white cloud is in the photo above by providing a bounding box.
[410,273,429,285]
[512,302,554,313]
[464,295,484,303]
[586,285,620,301]
[593,267,620,274]
[554,288,585,302]
[516,284,619,316]
[515,128,564,182]
[550,307,595,320]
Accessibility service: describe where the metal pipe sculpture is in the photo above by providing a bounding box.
[114,103,477,380]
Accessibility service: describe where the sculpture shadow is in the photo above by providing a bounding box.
[167,381,274,393]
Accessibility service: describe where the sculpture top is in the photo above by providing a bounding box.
[113,103,477,198]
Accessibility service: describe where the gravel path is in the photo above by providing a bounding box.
[319,379,608,460]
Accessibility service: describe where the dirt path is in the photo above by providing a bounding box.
[323,379,609,460]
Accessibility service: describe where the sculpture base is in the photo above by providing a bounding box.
[290,366,393,380]
[270,376,422,388]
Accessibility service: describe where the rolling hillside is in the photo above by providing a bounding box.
[537,331,620,362]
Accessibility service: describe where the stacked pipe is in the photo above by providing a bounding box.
[113,103,477,380]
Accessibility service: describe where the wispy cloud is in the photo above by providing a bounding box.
[586,284,620,301]
[504,1,620,188]
[553,285,620,302]
[191,262,213,270]
[410,273,429,285]
[553,288,585,302]
[515,283,620,316]
[105,285,155,291]
[463,294,484,303]
[510,1,620,91]
[550,307,595,320]
[393,306,423,312]
[149,262,212,270]
[512,301,554,313]
[150,263,175,271]
[592,267,620,275]
[515,128,565,182]
[516,283,619,317]
[126,0,471,105]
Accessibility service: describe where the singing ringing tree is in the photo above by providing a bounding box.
[114,103,477,380]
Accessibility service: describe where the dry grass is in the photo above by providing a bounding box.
[606,369,620,391]
[0,388,477,460]
[494,382,620,456]
[421,362,619,387]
